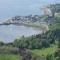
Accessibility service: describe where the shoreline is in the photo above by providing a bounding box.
[0,22,49,31]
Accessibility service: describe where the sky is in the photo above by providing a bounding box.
[0,0,60,19]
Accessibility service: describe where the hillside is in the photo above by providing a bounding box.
[0,4,60,60]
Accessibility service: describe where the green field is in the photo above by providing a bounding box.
[0,45,57,60]
[0,54,21,60]
[30,45,57,57]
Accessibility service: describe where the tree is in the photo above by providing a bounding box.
[0,42,4,46]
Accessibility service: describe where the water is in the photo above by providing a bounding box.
[0,0,59,43]
[0,25,42,43]
[0,0,59,19]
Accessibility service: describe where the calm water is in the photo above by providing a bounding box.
[0,0,59,43]
[0,25,42,43]
[0,0,59,20]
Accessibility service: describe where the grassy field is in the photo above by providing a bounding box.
[0,45,57,60]
[0,54,21,60]
[29,45,57,57]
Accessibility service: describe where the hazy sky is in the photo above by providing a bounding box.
[0,0,59,19]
